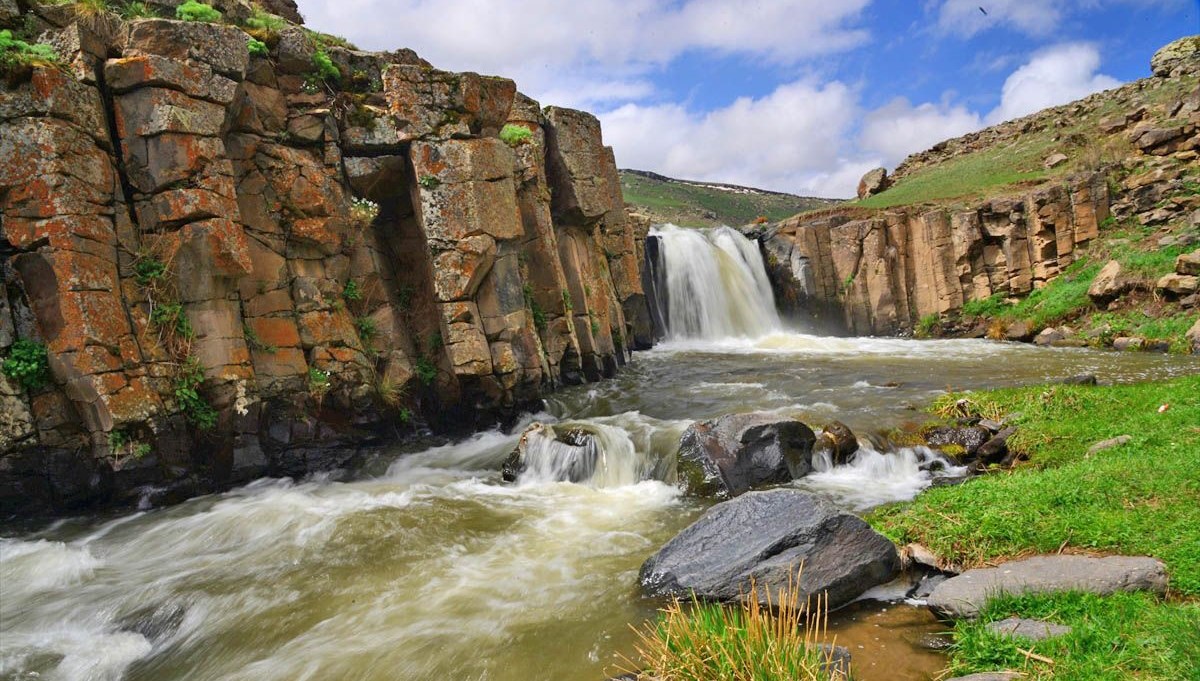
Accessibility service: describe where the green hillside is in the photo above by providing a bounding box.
[619,170,839,228]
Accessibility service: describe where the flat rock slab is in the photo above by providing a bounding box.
[946,674,1023,681]
[1087,435,1132,455]
[985,617,1071,641]
[640,489,899,609]
[928,555,1168,619]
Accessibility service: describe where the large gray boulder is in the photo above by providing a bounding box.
[640,489,900,608]
[677,413,816,497]
[928,555,1168,619]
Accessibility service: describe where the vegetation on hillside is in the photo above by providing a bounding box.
[620,170,837,227]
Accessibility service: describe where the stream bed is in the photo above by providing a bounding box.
[2,335,1195,681]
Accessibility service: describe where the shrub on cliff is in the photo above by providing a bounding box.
[2,339,51,391]
[176,0,221,22]
[0,30,61,75]
[499,124,533,147]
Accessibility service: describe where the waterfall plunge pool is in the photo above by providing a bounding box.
[2,227,1196,681]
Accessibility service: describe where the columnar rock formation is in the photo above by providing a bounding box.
[0,3,648,513]
[761,173,1111,335]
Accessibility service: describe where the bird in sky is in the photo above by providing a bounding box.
[979,6,988,15]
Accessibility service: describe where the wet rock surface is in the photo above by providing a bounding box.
[676,412,816,497]
[640,488,900,609]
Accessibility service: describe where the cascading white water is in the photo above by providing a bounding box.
[650,224,781,339]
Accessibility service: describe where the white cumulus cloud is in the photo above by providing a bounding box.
[599,80,863,197]
[859,98,983,166]
[987,42,1120,123]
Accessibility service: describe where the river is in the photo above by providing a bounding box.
[2,226,1195,681]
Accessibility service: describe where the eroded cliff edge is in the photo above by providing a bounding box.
[0,1,651,515]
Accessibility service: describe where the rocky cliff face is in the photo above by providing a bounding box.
[760,38,1199,337]
[0,2,649,515]
[761,173,1111,335]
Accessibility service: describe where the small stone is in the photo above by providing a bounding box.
[1043,153,1068,169]
[916,632,954,651]
[1087,435,1132,455]
[1112,336,1145,351]
[1004,320,1033,341]
[986,617,1072,641]
[1177,250,1200,276]
[1187,318,1200,353]
[1087,260,1129,304]
[1060,373,1097,386]
[815,643,852,680]
[1156,273,1199,296]
[1034,327,1065,346]
[945,673,1024,681]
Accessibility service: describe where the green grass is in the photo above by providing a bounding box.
[867,375,1200,595]
[958,259,1100,328]
[856,132,1056,208]
[624,582,830,681]
[948,591,1200,680]
[175,0,221,22]
[1086,311,1197,352]
[619,170,836,227]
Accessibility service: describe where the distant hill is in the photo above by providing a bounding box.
[619,169,840,228]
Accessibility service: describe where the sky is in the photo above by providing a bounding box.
[295,0,1200,198]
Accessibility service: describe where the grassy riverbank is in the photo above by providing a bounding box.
[868,374,1200,679]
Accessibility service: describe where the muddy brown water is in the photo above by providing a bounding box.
[1,333,1195,681]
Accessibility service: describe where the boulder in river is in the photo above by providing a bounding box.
[813,421,859,466]
[924,425,991,458]
[677,413,816,497]
[640,489,900,609]
[928,554,1168,619]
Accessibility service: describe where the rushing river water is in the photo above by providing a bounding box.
[2,227,1197,681]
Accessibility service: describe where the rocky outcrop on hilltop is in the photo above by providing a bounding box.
[760,37,1199,338]
[0,0,649,514]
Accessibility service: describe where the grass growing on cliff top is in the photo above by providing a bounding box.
[948,591,1200,680]
[855,130,1057,209]
[867,375,1200,596]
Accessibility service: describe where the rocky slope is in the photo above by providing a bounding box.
[0,0,651,515]
[755,36,1200,349]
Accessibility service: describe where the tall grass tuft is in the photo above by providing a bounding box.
[622,575,837,681]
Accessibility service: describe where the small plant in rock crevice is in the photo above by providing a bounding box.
[414,357,436,386]
[310,48,339,83]
[343,279,363,302]
[118,0,156,17]
[418,174,441,190]
[499,123,533,147]
[247,37,269,57]
[2,339,51,391]
[0,29,61,76]
[307,367,331,404]
[175,0,221,22]
[355,315,378,345]
[107,429,152,467]
[174,356,217,430]
[134,255,167,286]
[348,197,379,227]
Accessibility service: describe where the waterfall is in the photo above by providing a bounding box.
[645,225,781,340]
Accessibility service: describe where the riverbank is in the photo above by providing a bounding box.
[868,374,1200,679]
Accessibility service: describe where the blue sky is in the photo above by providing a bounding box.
[297,0,1199,198]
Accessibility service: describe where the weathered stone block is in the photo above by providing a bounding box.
[126,19,250,79]
[383,64,515,140]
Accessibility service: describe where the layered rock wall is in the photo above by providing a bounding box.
[761,173,1110,335]
[0,5,648,513]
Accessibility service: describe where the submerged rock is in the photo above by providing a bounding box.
[928,555,1168,619]
[640,489,900,609]
[676,412,816,497]
[502,422,598,483]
